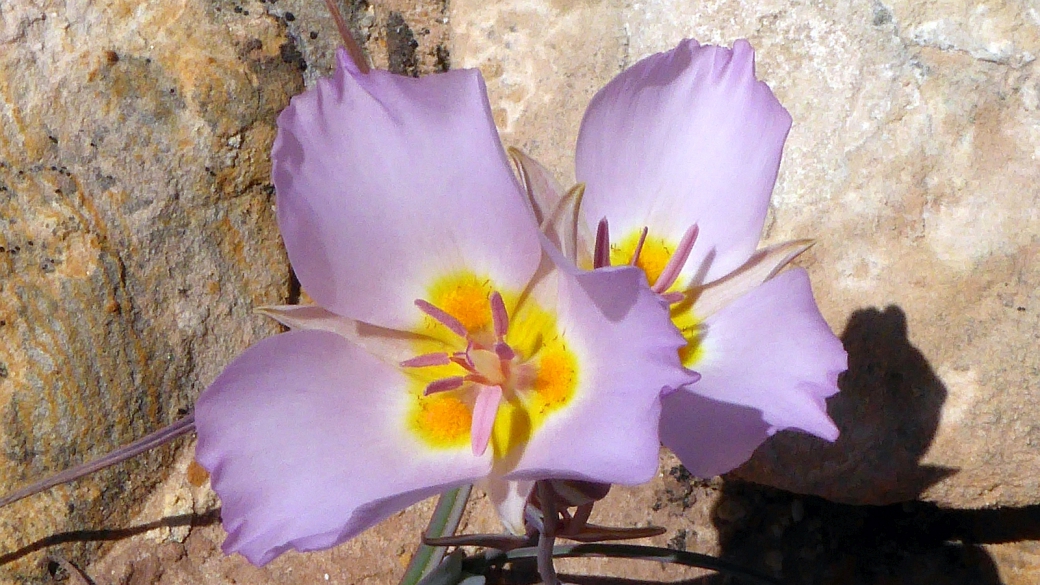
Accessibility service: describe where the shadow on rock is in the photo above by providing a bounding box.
[0,508,220,568]
[693,481,1008,585]
[735,305,955,504]
[678,306,1007,584]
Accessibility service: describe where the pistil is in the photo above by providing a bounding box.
[471,385,503,456]
[403,290,526,457]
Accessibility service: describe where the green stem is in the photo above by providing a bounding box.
[398,485,473,585]
[464,542,783,585]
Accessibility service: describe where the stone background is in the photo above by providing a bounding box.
[0,0,1038,583]
[0,0,297,581]
[452,0,1040,509]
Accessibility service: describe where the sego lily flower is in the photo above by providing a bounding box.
[193,49,693,565]
[512,39,847,478]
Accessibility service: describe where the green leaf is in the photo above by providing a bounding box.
[398,485,473,585]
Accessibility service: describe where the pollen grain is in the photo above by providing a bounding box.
[429,275,493,333]
[412,395,471,448]
[531,347,577,411]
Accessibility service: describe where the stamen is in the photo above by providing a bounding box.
[593,218,611,269]
[415,299,469,338]
[652,224,699,294]
[425,376,466,395]
[629,226,649,266]
[494,341,515,361]
[400,353,450,368]
[490,291,509,339]
[471,385,503,456]
[461,341,479,368]
[450,353,476,372]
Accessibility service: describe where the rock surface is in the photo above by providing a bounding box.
[0,0,455,581]
[0,0,297,580]
[451,0,1040,509]
[84,446,1040,585]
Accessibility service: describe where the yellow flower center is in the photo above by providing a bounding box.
[404,271,579,463]
[670,295,706,367]
[609,231,679,292]
[414,396,472,444]
[612,228,705,368]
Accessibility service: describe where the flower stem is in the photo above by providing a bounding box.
[399,484,473,585]
[464,542,784,585]
[536,481,560,585]
[0,414,196,509]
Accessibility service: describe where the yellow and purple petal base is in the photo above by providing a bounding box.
[195,331,492,565]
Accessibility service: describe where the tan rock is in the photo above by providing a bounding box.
[988,540,1040,585]
[0,0,298,580]
[0,0,460,581]
[451,0,628,185]
[268,0,451,84]
[450,0,1040,509]
[85,447,1027,585]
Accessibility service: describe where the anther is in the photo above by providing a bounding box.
[593,218,611,269]
[415,299,469,338]
[490,291,509,339]
[425,376,466,395]
[400,353,450,368]
[494,342,515,361]
[652,224,699,294]
[629,227,649,266]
